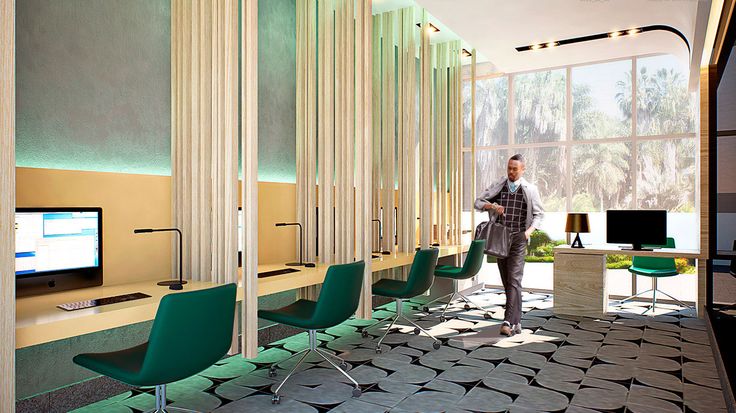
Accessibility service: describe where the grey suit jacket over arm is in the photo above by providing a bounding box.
[474,177,545,231]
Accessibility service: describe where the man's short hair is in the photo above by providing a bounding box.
[509,154,525,163]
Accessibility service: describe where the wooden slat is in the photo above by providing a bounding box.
[306,0,317,262]
[356,0,373,318]
[371,15,381,253]
[346,0,355,263]
[470,49,476,235]
[381,11,396,254]
[1,0,14,408]
[419,11,431,248]
[240,0,259,358]
[334,0,344,262]
[699,65,717,317]
[405,7,416,252]
[396,9,405,253]
[322,0,334,263]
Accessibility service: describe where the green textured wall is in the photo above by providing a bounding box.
[15,0,172,175]
[16,0,298,183]
[257,0,296,183]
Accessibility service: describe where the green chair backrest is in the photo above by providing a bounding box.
[139,283,237,385]
[633,237,677,271]
[403,248,439,297]
[312,261,366,329]
[460,240,486,278]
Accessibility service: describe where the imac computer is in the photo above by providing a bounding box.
[606,210,667,251]
[16,207,103,297]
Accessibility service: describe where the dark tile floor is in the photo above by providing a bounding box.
[71,290,728,413]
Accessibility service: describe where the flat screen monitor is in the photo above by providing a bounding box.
[606,210,667,251]
[15,207,103,296]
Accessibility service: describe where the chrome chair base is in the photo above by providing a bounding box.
[422,280,492,321]
[142,384,200,413]
[616,279,694,314]
[268,330,361,404]
[360,298,442,353]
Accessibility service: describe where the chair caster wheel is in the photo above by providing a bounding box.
[340,361,348,369]
[423,306,430,313]
[361,329,369,338]
[268,367,277,377]
[440,316,447,322]
[433,341,441,350]
[352,388,362,398]
[375,347,382,354]
[271,395,281,404]
[464,304,471,311]
[483,312,492,320]
[413,327,421,335]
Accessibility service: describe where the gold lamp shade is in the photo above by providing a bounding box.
[565,213,589,248]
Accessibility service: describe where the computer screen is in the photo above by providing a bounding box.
[606,210,667,250]
[15,209,101,277]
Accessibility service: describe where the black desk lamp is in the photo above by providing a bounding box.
[134,228,185,290]
[372,218,391,255]
[275,222,315,267]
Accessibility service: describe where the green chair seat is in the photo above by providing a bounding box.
[259,299,318,330]
[433,265,464,278]
[371,278,411,297]
[628,266,678,277]
[74,343,149,386]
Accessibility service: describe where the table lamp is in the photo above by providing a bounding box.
[275,222,315,267]
[565,213,590,249]
[134,227,186,290]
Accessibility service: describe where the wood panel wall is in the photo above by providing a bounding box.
[1,0,14,409]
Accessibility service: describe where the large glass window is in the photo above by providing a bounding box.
[514,69,566,143]
[462,54,698,297]
[572,60,631,139]
[636,55,696,136]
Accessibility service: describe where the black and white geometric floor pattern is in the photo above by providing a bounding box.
[74,289,729,413]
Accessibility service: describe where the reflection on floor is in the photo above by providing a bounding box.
[72,290,728,413]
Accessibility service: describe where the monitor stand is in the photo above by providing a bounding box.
[620,243,653,251]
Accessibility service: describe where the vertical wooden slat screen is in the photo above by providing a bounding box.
[318,0,334,264]
[419,11,431,248]
[241,0,259,357]
[371,15,381,253]
[172,0,238,285]
[355,0,373,318]
[380,11,396,254]
[0,0,15,409]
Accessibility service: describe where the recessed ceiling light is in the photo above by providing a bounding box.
[515,25,689,53]
[462,49,472,57]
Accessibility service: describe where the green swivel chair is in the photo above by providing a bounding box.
[73,284,237,413]
[617,237,693,313]
[258,261,365,404]
[361,248,441,353]
[422,239,491,321]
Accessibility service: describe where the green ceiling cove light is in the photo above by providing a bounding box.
[516,25,690,53]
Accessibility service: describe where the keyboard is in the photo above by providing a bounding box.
[57,292,152,311]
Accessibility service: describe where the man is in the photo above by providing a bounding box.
[474,154,544,336]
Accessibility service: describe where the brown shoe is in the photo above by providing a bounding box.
[499,323,513,336]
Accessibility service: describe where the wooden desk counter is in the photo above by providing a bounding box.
[553,244,700,318]
[17,245,468,349]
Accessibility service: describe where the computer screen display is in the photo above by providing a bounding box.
[606,209,667,249]
[15,209,101,277]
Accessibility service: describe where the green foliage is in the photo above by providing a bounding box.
[607,260,632,270]
[606,254,630,264]
[525,256,555,263]
[675,258,696,274]
[528,230,552,250]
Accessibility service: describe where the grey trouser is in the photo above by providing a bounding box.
[497,232,527,325]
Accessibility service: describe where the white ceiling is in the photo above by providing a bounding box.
[414,0,703,75]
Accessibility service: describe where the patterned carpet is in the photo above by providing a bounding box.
[71,290,728,413]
